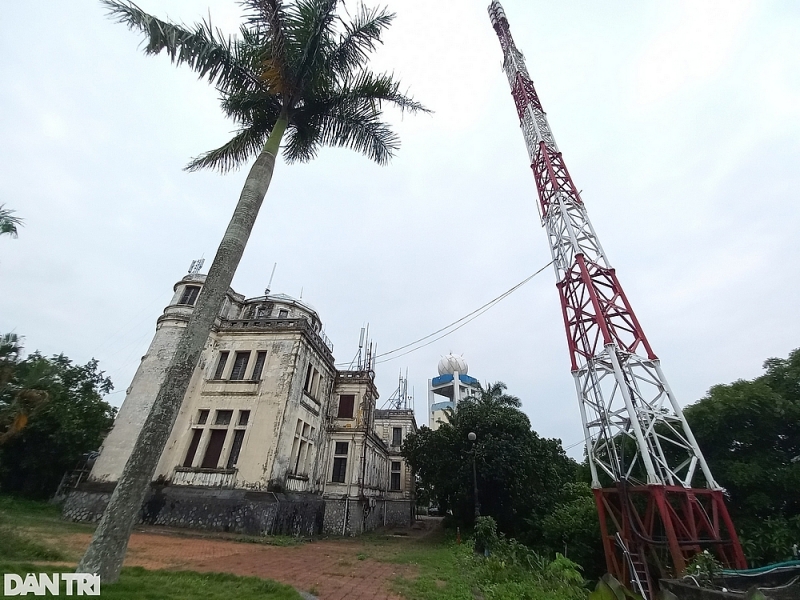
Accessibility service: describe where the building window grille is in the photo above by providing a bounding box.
[179,285,200,306]
[238,410,250,426]
[226,429,245,469]
[251,351,267,380]
[197,409,209,425]
[337,395,355,419]
[392,427,402,447]
[213,351,229,380]
[201,429,227,469]
[331,441,349,483]
[229,351,250,380]
[214,410,233,426]
[390,461,402,491]
[183,429,203,467]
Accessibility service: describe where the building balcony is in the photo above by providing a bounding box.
[172,467,236,488]
[285,474,311,493]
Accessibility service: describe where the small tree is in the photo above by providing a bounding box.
[0,350,115,498]
[403,387,575,539]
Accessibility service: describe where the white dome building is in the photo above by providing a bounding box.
[437,354,469,376]
[428,354,481,430]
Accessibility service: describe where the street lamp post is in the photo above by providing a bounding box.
[468,432,480,518]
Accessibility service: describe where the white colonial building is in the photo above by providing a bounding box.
[64,272,416,536]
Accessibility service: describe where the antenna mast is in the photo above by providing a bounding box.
[487,2,745,593]
[264,263,277,296]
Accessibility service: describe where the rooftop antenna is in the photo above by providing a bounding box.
[356,326,366,370]
[264,262,277,296]
[188,258,205,274]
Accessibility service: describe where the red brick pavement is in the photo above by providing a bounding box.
[65,529,417,600]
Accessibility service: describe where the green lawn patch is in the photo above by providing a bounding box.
[0,564,302,600]
[381,529,589,600]
[0,525,66,561]
[0,495,93,535]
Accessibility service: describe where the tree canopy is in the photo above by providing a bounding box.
[462,380,522,408]
[402,384,576,543]
[0,344,116,498]
[684,348,800,564]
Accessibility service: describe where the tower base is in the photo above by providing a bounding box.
[593,484,747,598]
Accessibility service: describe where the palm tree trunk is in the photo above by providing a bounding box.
[77,112,289,583]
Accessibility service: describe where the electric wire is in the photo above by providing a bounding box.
[336,260,554,367]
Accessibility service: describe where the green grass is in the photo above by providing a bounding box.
[374,530,588,600]
[0,525,66,561]
[0,496,302,599]
[0,495,93,534]
[0,497,69,561]
[0,564,302,600]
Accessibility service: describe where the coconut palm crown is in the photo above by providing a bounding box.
[103,0,427,170]
[0,205,23,238]
[79,0,426,583]
[463,381,522,408]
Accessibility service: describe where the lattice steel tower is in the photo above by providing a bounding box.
[487,2,746,594]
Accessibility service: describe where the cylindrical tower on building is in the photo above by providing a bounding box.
[427,354,481,429]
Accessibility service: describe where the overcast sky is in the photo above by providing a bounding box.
[1,0,799,458]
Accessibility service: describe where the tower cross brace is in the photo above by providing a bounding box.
[487,2,746,592]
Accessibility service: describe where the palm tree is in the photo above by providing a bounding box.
[0,205,22,238]
[78,0,427,581]
[463,381,522,408]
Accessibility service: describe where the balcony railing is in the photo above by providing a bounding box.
[172,467,236,488]
[285,474,311,492]
[219,318,334,356]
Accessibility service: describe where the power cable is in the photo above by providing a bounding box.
[359,260,554,365]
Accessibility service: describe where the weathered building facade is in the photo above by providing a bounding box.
[64,273,416,536]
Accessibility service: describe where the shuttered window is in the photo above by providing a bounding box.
[251,351,267,380]
[201,429,227,469]
[229,351,250,380]
[183,429,203,467]
[179,285,200,306]
[337,395,355,419]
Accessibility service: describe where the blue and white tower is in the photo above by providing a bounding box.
[428,354,481,430]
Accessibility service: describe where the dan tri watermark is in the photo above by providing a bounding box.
[3,573,100,596]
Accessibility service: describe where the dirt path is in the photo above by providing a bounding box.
[58,521,440,600]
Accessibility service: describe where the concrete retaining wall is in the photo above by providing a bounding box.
[64,486,414,538]
[63,484,324,536]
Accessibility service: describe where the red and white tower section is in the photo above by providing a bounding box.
[487,2,746,593]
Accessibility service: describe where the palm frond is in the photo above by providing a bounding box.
[238,1,292,96]
[219,88,283,126]
[338,70,429,113]
[327,4,394,76]
[0,205,23,238]
[283,0,339,101]
[285,100,398,165]
[101,0,265,95]
[185,120,273,173]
